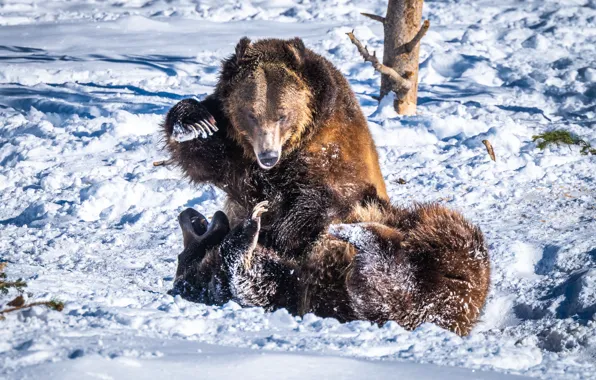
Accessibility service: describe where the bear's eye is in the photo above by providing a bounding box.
[247,113,258,123]
[278,115,287,122]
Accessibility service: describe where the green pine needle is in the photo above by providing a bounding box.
[532,129,595,155]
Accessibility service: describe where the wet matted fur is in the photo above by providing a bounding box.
[172,199,490,336]
[162,37,387,258]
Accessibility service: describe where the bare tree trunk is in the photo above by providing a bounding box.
[382,0,424,115]
[352,0,428,115]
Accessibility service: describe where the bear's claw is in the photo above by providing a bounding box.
[193,120,218,136]
[171,120,218,143]
[251,201,269,220]
[172,122,198,142]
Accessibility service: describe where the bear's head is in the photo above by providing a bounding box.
[218,37,313,170]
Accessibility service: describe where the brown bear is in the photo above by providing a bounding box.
[328,200,491,336]
[171,198,490,336]
[162,37,387,257]
[164,36,490,335]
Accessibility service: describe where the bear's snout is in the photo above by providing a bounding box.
[257,150,280,169]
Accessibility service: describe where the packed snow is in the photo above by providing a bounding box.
[1,0,595,379]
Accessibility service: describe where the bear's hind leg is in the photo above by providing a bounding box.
[171,209,231,304]
[176,209,230,277]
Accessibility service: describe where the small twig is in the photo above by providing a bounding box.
[361,12,386,24]
[346,30,412,98]
[482,140,496,161]
[0,300,64,316]
[153,159,174,167]
[395,20,430,55]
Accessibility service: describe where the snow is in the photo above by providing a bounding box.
[16,339,531,380]
[1,0,595,379]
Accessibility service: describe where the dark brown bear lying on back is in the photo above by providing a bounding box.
[162,37,387,257]
[172,198,490,337]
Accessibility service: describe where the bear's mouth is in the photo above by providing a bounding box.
[255,149,280,169]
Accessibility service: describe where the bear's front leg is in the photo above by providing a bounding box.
[221,201,269,275]
[165,98,218,143]
[162,96,246,188]
[220,201,300,313]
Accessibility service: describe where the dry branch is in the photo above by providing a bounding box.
[0,300,64,318]
[0,263,65,321]
[361,12,385,23]
[351,1,428,114]
[395,20,430,55]
[153,159,174,167]
[346,31,412,98]
[482,140,496,161]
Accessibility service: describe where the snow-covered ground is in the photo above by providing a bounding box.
[1,0,595,378]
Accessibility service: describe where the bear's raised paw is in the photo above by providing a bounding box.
[172,120,218,142]
[166,98,218,143]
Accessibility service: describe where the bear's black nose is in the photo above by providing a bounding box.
[257,151,280,169]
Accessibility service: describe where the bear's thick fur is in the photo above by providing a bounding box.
[164,37,490,335]
[172,198,490,336]
[162,37,387,256]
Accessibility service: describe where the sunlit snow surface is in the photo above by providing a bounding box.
[0,0,595,378]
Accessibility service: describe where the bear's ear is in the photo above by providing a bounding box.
[235,37,252,63]
[286,37,306,67]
